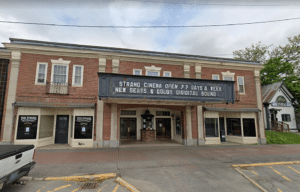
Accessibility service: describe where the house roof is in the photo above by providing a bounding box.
[5,38,261,65]
[261,82,296,104]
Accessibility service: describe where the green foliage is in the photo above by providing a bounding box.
[233,42,270,63]
[266,130,300,144]
[260,57,295,85]
[233,34,300,112]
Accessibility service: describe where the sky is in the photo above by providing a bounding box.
[0,0,300,58]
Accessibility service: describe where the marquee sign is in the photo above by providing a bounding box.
[98,73,236,103]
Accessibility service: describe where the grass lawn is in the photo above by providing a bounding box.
[266,130,300,144]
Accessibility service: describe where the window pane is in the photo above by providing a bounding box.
[75,76,81,84]
[164,72,170,77]
[226,118,241,136]
[224,77,233,81]
[238,77,243,84]
[134,70,141,75]
[53,65,67,83]
[39,64,45,73]
[75,67,81,76]
[239,85,244,93]
[213,75,219,80]
[148,71,159,76]
[38,74,45,83]
[243,118,256,137]
[205,118,219,137]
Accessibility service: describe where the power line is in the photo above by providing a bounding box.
[121,0,300,7]
[0,16,300,28]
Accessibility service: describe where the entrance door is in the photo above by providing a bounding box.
[120,118,137,140]
[55,115,69,144]
[156,118,171,139]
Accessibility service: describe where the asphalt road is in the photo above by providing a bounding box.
[2,144,300,192]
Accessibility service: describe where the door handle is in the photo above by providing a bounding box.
[15,153,22,159]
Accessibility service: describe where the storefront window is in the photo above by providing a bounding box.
[39,115,54,139]
[17,116,38,139]
[205,118,219,137]
[226,118,241,136]
[243,118,256,137]
[74,116,93,139]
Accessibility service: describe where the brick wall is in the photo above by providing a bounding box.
[201,67,257,108]
[191,106,198,139]
[119,60,184,77]
[103,103,111,141]
[15,53,98,104]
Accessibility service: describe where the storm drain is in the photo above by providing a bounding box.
[80,182,98,189]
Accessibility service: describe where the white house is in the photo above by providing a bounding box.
[262,82,299,132]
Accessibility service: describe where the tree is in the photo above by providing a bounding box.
[233,34,300,112]
[233,41,271,63]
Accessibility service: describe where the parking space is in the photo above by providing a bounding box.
[234,163,300,192]
[1,179,131,192]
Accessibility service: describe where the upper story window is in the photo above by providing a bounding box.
[212,74,219,80]
[276,96,287,104]
[53,65,68,83]
[50,58,71,84]
[147,71,159,76]
[222,71,235,81]
[35,62,48,84]
[163,71,172,77]
[133,69,142,75]
[145,65,161,76]
[72,65,84,86]
[237,76,245,94]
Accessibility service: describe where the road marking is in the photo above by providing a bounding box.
[270,166,292,182]
[98,184,107,192]
[232,161,300,167]
[45,173,116,182]
[233,168,268,192]
[47,184,72,192]
[71,188,80,192]
[37,190,41,192]
[112,185,120,192]
[251,170,258,175]
[277,188,283,192]
[288,166,300,174]
[270,166,281,175]
[115,177,140,192]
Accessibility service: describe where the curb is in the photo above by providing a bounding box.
[44,173,116,182]
[115,177,140,192]
[232,161,300,168]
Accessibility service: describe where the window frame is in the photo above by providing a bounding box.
[35,62,48,85]
[222,71,235,81]
[163,71,172,77]
[212,74,220,80]
[50,58,71,84]
[145,65,161,76]
[133,69,142,75]
[72,65,84,87]
[281,114,291,122]
[237,76,245,94]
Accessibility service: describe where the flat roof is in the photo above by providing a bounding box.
[7,38,260,65]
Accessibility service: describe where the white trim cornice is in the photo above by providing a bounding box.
[51,58,71,65]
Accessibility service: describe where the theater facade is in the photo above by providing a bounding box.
[0,38,266,148]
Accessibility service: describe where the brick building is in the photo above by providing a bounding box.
[0,38,266,148]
